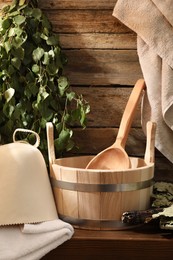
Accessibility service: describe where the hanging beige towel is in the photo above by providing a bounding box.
[113,0,173,163]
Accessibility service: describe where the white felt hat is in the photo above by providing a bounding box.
[0,129,57,225]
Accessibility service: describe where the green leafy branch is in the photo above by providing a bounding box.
[0,0,90,160]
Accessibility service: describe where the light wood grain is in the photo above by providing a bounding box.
[0,0,117,10]
[72,86,141,127]
[45,10,130,33]
[64,50,142,85]
[77,169,101,227]
[72,127,146,156]
[53,164,79,218]
[39,0,117,9]
[100,170,123,221]
[60,33,137,50]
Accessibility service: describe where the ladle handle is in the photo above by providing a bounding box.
[144,121,156,164]
[115,79,146,148]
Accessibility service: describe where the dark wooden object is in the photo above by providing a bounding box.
[42,224,173,260]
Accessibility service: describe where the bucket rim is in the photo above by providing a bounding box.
[52,155,154,173]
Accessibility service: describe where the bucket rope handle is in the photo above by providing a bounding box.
[144,121,156,164]
[46,122,56,165]
[13,128,40,148]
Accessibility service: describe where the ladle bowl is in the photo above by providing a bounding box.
[86,79,146,170]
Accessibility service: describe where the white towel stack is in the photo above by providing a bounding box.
[0,219,74,260]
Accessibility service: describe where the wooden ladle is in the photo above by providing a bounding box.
[86,79,146,170]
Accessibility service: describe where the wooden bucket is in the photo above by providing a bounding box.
[46,122,156,230]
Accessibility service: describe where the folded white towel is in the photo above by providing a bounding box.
[113,0,173,163]
[0,219,74,260]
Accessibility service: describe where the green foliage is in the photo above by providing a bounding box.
[0,0,90,160]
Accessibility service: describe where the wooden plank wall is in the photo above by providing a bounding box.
[1,0,172,181]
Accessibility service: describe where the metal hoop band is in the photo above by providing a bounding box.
[51,177,154,192]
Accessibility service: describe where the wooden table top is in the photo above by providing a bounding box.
[42,222,173,260]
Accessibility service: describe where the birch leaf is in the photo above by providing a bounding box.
[4,88,15,102]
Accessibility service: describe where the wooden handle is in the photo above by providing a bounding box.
[115,79,146,148]
[144,121,156,164]
[46,122,56,165]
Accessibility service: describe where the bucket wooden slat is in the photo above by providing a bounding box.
[53,165,79,219]
[100,171,122,222]
[78,170,100,225]
[51,166,64,217]
[121,163,153,216]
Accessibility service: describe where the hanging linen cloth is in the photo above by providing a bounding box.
[113,0,173,163]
